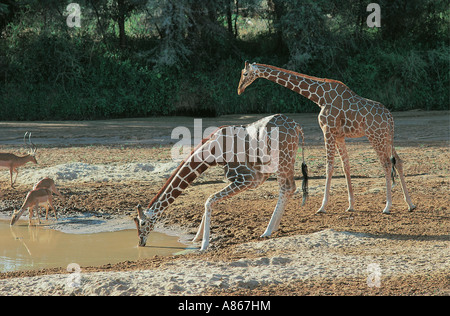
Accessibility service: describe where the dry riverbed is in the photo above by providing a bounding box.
[0,111,448,295]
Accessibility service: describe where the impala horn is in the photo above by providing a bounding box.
[24,132,37,155]
[29,132,37,155]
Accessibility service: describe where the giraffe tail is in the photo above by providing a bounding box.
[301,162,308,206]
[298,126,308,206]
[388,115,397,186]
[390,155,396,186]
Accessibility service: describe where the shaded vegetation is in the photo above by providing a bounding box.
[0,0,448,120]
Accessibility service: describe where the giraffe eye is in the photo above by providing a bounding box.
[243,72,248,77]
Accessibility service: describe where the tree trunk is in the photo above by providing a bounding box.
[234,0,239,38]
[267,0,286,54]
[117,0,126,48]
[226,0,233,35]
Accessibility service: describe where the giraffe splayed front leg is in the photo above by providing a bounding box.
[195,179,259,251]
[194,164,268,250]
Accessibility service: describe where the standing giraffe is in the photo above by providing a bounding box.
[237,61,415,214]
[134,114,308,250]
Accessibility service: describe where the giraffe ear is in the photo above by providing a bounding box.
[137,204,146,219]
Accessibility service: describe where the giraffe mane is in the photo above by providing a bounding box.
[255,63,348,88]
[147,125,227,209]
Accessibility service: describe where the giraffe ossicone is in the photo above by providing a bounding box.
[238,62,415,215]
[134,114,309,250]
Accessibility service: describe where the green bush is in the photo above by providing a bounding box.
[343,44,449,111]
[0,0,448,121]
[1,34,177,120]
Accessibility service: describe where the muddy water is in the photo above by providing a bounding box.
[0,220,186,272]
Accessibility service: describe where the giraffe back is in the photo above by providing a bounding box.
[199,114,300,174]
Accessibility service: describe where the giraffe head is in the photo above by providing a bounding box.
[133,204,157,247]
[237,61,260,95]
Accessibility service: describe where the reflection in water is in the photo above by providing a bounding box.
[0,219,186,272]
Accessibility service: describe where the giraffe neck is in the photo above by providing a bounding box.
[254,63,348,107]
[145,129,223,220]
[147,159,212,218]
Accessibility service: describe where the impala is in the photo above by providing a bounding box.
[33,177,65,202]
[0,132,38,188]
[10,188,55,226]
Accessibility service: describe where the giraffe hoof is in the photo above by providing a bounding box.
[316,209,326,214]
[382,210,391,214]
[200,241,209,251]
[346,208,356,212]
[409,205,416,212]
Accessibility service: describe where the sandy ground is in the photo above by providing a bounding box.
[0,229,448,296]
[0,111,448,296]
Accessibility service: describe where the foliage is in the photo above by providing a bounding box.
[0,0,448,120]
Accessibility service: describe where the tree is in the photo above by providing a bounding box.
[109,0,146,48]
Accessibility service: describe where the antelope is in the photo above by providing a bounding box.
[0,132,38,188]
[33,177,65,202]
[10,188,56,226]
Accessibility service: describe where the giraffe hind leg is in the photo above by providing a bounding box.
[392,149,416,211]
[317,133,337,214]
[336,139,356,212]
[367,136,394,214]
[260,175,295,237]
